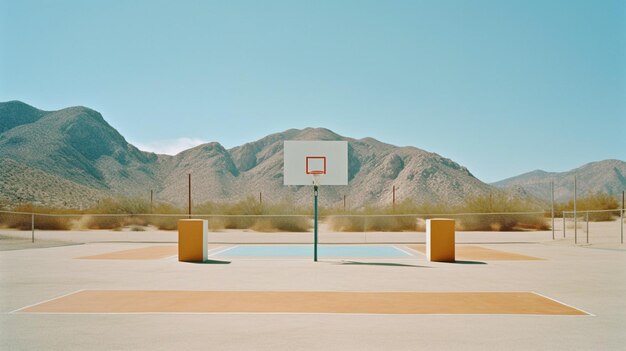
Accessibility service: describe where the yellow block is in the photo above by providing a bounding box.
[178,219,208,262]
[426,218,455,262]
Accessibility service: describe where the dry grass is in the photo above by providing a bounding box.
[4,192,620,232]
[327,195,549,232]
[5,205,73,230]
[456,193,548,231]
[557,192,620,221]
[193,197,311,232]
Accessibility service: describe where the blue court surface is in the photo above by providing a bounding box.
[211,245,411,258]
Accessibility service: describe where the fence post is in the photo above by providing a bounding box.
[31,213,35,243]
[551,180,555,240]
[619,191,624,244]
[619,208,624,244]
[586,211,589,244]
[574,176,577,244]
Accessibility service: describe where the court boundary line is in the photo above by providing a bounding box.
[530,291,594,316]
[8,289,86,314]
[164,245,230,260]
[207,245,238,257]
[392,245,415,256]
[10,311,594,316]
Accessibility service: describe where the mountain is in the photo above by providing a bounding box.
[491,160,626,202]
[0,101,159,206]
[5,100,617,210]
[223,127,495,208]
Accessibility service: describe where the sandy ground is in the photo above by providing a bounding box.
[1,219,625,350]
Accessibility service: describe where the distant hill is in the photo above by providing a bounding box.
[2,100,621,210]
[0,101,159,193]
[491,160,626,202]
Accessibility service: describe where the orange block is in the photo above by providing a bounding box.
[178,219,208,262]
[426,218,455,262]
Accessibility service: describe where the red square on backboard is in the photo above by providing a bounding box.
[306,156,326,174]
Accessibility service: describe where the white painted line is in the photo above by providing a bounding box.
[402,245,426,256]
[13,311,595,316]
[392,245,415,257]
[531,291,595,316]
[207,245,238,257]
[207,245,229,254]
[164,245,228,260]
[9,289,86,314]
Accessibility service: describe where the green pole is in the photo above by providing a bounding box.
[314,185,318,262]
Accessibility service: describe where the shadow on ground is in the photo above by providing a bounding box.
[450,260,486,265]
[185,259,231,265]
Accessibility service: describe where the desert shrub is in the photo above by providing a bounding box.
[454,213,548,231]
[251,216,311,232]
[87,197,150,214]
[192,197,312,232]
[5,205,73,230]
[75,215,146,230]
[326,199,426,232]
[326,216,366,232]
[144,215,182,230]
[454,193,548,231]
[327,215,418,232]
[556,192,620,221]
[33,215,74,230]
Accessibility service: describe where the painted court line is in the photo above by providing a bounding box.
[15,290,590,316]
[531,291,595,316]
[164,245,228,260]
[9,289,86,314]
[208,245,238,256]
[392,245,415,256]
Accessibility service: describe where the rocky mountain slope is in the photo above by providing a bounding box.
[2,100,620,210]
[491,159,626,202]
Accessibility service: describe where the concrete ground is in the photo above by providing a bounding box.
[1,220,625,350]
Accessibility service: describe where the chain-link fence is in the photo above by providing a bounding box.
[562,209,624,245]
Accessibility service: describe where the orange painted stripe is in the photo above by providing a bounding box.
[77,246,178,260]
[408,245,542,261]
[77,245,221,260]
[19,290,586,315]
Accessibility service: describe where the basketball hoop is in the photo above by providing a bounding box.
[283,141,348,262]
[310,173,323,186]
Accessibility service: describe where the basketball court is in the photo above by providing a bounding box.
[2,141,624,350]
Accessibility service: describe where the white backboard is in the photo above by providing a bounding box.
[284,141,348,185]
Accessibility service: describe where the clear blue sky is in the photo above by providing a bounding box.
[1,0,624,182]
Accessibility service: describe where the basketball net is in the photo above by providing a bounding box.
[310,172,323,187]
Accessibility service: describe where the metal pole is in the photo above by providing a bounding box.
[259,192,262,205]
[150,189,153,213]
[574,175,577,244]
[619,190,624,244]
[563,212,566,238]
[551,180,555,240]
[586,211,589,244]
[314,185,319,262]
[31,213,34,243]
[188,173,191,219]
[343,195,346,211]
[392,185,396,209]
